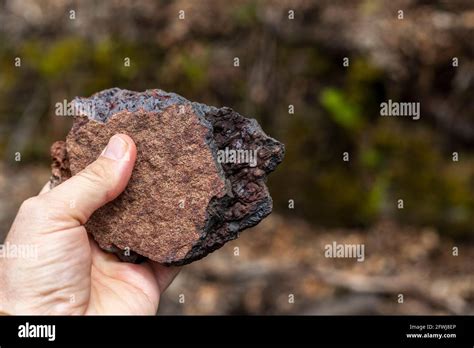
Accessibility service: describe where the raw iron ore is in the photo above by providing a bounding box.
[50,88,284,265]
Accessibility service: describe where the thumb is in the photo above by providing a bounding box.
[42,134,137,227]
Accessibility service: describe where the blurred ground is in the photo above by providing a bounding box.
[160,214,474,315]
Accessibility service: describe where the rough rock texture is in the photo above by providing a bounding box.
[50,88,284,265]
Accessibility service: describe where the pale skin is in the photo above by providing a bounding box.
[0,134,179,315]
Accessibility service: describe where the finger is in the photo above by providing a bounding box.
[43,134,136,226]
[38,182,50,195]
[89,237,160,310]
[148,262,181,293]
[89,235,180,295]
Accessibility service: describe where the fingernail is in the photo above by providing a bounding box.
[102,135,129,160]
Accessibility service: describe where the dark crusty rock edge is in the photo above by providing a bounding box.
[51,88,285,265]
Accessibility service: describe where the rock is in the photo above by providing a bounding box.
[50,88,284,265]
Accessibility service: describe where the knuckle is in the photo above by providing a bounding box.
[17,196,50,224]
[80,161,112,186]
[19,196,39,213]
[88,161,110,181]
[77,160,115,200]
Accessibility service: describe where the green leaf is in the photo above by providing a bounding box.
[320,87,362,130]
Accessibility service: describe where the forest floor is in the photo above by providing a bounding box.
[159,214,474,315]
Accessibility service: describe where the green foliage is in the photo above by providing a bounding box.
[313,168,373,226]
[365,177,387,220]
[346,58,384,112]
[360,147,382,169]
[23,38,85,79]
[179,52,208,89]
[369,124,474,237]
[320,88,362,130]
[232,1,258,26]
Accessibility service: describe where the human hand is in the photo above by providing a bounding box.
[0,134,179,315]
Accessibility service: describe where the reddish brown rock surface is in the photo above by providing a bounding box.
[50,88,284,265]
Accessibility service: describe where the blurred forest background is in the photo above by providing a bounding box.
[0,0,473,314]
